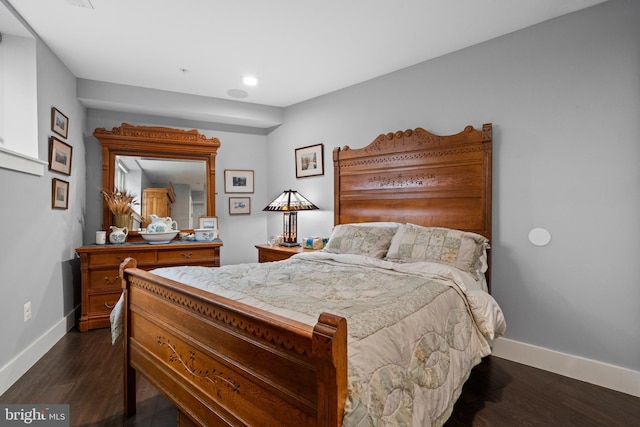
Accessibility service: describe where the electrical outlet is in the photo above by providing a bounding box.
[24,301,31,322]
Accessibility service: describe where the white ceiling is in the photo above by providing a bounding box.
[4,0,606,108]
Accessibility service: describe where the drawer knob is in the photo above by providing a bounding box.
[104,276,119,284]
[180,251,193,259]
[105,302,116,309]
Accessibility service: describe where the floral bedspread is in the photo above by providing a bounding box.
[115,252,505,426]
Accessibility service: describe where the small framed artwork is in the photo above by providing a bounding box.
[224,169,254,193]
[49,136,73,176]
[51,107,69,139]
[199,216,218,230]
[295,143,324,178]
[52,178,69,210]
[229,197,251,215]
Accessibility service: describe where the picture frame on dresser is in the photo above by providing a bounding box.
[51,107,69,139]
[199,216,218,230]
[49,136,72,175]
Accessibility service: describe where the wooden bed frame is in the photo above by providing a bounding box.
[119,123,492,426]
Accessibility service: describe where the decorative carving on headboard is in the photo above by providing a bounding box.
[368,172,436,188]
[337,145,488,169]
[364,126,477,153]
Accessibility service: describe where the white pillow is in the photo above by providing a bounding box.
[323,223,399,259]
[386,224,489,279]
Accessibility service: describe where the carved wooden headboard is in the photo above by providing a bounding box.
[333,123,492,240]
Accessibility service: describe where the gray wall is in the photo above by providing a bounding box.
[0,34,86,387]
[267,0,640,371]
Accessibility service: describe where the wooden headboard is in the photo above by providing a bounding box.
[333,123,492,240]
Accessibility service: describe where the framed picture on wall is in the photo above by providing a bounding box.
[51,107,69,139]
[295,143,324,178]
[224,169,254,193]
[52,178,69,210]
[49,137,73,176]
[229,197,251,215]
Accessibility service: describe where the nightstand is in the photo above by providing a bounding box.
[255,244,315,263]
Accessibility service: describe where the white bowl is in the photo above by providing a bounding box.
[139,230,179,244]
[194,229,217,242]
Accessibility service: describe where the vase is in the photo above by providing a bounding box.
[109,226,128,244]
[113,214,132,229]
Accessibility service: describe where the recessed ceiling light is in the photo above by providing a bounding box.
[227,89,248,99]
[243,76,258,86]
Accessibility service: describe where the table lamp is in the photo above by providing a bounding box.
[263,190,319,246]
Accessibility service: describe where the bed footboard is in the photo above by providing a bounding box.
[119,258,347,426]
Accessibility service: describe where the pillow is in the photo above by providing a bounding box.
[323,223,398,259]
[385,224,489,279]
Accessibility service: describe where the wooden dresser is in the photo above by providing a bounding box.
[76,240,222,332]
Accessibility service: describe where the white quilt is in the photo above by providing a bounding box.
[112,252,505,426]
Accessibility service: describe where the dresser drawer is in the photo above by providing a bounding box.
[88,250,156,267]
[88,292,121,314]
[157,247,219,265]
[88,269,122,291]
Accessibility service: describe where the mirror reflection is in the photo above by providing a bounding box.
[115,155,207,230]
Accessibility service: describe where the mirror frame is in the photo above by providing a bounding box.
[94,123,221,231]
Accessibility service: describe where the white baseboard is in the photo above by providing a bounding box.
[0,309,78,396]
[492,337,640,398]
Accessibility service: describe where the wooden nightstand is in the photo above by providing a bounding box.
[255,244,315,263]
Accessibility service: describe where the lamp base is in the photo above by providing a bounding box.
[279,241,300,247]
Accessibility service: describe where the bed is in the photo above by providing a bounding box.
[115,123,505,426]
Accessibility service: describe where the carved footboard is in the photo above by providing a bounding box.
[119,258,347,426]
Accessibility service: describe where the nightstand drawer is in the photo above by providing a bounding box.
[258,250,293,263]
[256,244,311,263]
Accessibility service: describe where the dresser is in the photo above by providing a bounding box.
[255,244,315,263]
[76,240,222,332]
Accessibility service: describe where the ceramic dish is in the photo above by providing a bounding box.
[194,229,217,242]
[139,230,179,244]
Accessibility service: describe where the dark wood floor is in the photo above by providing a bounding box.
[1,328,639,426]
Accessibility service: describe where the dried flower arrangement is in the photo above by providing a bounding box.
[100,188,139,215]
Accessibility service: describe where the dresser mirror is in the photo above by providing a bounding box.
[115,155,207,229]
[94,123,221,232]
